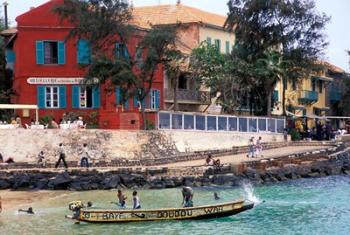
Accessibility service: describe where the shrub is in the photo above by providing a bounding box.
[289,128,301,141]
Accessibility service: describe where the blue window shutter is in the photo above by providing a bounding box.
[206,37,212,45]
[115,43,121,58]
[93,86,100,108]
[141,97,146,109]
[156,89,161,110]
[147,89,153,109]
[6,49,15,63]
[37,86,45,108]
[72,86,80,108]
[133,96,138,109]
[124,98,129,111]
[124,45,129,59]
[226,41,230,54]
[115,87,121,105]
[36,41,44,65]
[77,40,91,64]
[59,86,66,108]
[58,41,66,65]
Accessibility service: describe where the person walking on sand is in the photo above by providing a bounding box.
[55,143,68,168]
[37,151,46,167]
[247,137,255,158]
[80,143,90,168]
[256,136,263,157]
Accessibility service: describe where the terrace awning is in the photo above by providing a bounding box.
[0,104,39,122]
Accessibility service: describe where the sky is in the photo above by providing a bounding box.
[3,0,350,71]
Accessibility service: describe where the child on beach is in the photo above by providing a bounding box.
[247,137,255,158]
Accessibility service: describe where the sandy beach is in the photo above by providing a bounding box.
[0,190,67,210]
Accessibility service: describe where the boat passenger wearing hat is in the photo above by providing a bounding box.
[182,187,194,207]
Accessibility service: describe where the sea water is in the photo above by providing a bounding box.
[1,175,350,235]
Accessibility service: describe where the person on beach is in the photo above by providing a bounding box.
[214,192,220,200]
[132,191,141,209]
[213,159,222,171]
[80,143,90,168]
[55,143,68,168]
[247,137,255,158]
[37,151,45,167]
[117,189,127,208]
[182,186,194,207]
[256,136,263,157]
[18,207,34,214]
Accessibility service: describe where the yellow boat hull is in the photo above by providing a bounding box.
[75,200,254,223]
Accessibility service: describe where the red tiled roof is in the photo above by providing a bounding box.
[132,4,227,29]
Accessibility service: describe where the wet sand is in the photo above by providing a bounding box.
[0,190,67,210]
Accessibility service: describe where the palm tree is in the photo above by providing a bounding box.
[254,50,285,116]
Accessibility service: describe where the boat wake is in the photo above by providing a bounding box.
[241,181,263,205]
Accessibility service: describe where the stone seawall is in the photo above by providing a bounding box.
[0,129,285,162]
[0,145,349,191]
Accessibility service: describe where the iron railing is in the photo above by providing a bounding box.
[164,88,211,104]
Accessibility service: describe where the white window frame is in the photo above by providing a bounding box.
[45,86,59,108]
[151,90,157,110]
[79,86,93,108]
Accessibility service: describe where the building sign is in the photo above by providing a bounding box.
[27,77,99,85]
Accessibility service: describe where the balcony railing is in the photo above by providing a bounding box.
[298,90,318,104]
[164,88,211,104]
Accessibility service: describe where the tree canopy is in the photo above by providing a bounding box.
[222,0,330,115]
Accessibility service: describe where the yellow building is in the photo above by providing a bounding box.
[132,3,234,112]
[272,62,345,128]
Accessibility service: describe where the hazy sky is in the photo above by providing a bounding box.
[4,0,350,71]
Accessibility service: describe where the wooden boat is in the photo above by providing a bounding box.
[67,199,254,223]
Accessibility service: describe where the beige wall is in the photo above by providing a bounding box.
[199,25,235,54]
[0,129,284,162]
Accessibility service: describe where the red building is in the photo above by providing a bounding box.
[5,0,163,129]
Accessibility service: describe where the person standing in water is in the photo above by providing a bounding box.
[182,187,194,207]
[117,189,127,208]
[132,191,141,209]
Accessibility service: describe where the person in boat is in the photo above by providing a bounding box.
[18,207,34,214]
[132,191,141,209]
[67,201,92,219]
[182,187,194,207]
[117,189,127,208]
[214,192,220,200]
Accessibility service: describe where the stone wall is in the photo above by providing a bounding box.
[0,129,285,162]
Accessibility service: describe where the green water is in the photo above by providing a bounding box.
[1,176,350,235]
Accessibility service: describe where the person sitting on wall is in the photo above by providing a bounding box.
[77,117,85,129]
[206,154,213,165]
[213,159,222,172]
[5,158,14,164]
[50,118,59,129]
[10,117,17,125]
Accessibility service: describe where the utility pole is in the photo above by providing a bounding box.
[3,1,8,29]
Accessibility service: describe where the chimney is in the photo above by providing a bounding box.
[3,1,8,29]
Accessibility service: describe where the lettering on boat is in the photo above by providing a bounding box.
[101,212,123,220]
[204,206,224,214]
[157,209,193,218]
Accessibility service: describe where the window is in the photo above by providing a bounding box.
[159,113,171,129]
[79,87,93,108]
[292,80,297,90]
[228,117,237,131]
[318,80,323,93]
[116,43,129,59]
[225,41,230,54]
[44,41,58,64]
[45,86,59,108]
[150,89,160,110]
[36,41,65,65]
[239,118,248,132]
[218,117,227,131]
[312,78,316,91]
[214,39,221,51]
[172,114,183,129]
[207,116,217,131]
[184,115,194,130]
[195,115,205,130]
[178,74,187,89]
[73,86,100,109]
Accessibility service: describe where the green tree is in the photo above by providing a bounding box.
[190,43,253,113]
[225,0,330,115]
[55,0,182,128]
